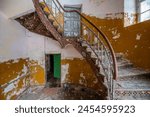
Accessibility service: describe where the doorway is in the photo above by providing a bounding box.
[64,5,82,37]
[45,54,61,87]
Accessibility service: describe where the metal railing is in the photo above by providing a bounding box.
[36,0,118,99]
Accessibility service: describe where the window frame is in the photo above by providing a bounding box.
[137,0,150,22]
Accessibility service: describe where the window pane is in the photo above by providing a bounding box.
[141,0,150,13]
[141,11,150,21]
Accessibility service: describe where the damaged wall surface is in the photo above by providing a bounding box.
[0,11,29,99]
[0,0,150,99]
[0,9,101,99]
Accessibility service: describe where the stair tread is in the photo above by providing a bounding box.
[115,89,150,91]
[118,67,150,78]
[117,58,130,64]
[117,61,133,67]
[115,81,150,89]
[115,53,124,57]
[117,59,133,68]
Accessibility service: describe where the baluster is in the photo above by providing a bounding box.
[111,70,114,100]
[97,39,100,57]
[97,40,101,72]
[55,3,57,17]
[87,29,90,43]
[89,30,91,44]
[50,0,52,7]
[93,36,96,53]
[101,45,103,64]
[53,2,57,16]
[97,33,100,65]
[82,26,85,37]
[108,62,110,84]
[51,0,53,15]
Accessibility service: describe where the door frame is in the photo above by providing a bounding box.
[45,53,61,86]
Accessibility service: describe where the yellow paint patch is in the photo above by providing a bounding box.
[0,59,28,85]
[62,58,105,92]
[0,58,29,99]
[29,60,45,85]
[82,14,150,70]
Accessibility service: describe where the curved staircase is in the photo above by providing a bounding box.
[32,0,118,100]
[15,0,150,100]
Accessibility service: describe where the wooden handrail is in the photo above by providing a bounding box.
[44,0,118,80]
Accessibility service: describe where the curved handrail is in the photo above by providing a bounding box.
[45,0,118,80]
[80,21,112,77]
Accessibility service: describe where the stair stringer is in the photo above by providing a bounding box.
[67,39,108,99]
[33,0,68,48]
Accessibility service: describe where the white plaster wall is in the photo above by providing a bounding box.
[0,0,34,19]
[27,32,45,67]
[45,38,82,59]
[27,30,82,64]
[0,12,28,62]
[0,0,124,19]
[59,0,124,18]
[0,9,82,65]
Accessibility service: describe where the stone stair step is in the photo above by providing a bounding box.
[117,75,150,81]
[118,68,150,79]
[53,21,59,29]
[115,53,124,61]
[114,79,150,89]
[57,27,63,35]
[48,15,55,22]
[86,46,124,61]
[117,59,133,69]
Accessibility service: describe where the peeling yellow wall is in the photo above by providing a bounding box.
[83,14,150,70]
[61,58,105,92]
[0,58,29,99]
[0,58,45,100]
[29,60,45,85]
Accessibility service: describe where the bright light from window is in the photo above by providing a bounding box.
[139,0,150,22]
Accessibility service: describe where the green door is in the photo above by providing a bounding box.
[54,54,61,79]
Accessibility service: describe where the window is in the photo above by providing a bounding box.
[137,0,150,22]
